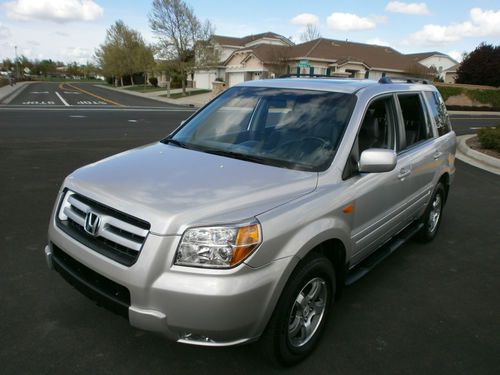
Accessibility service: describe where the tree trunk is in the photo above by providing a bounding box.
[182,77,186,96]
[131,75,135,86]
[120,76,124,87]
[144,71,147,88]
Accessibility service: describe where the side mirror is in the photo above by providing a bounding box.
[358,148,397,173]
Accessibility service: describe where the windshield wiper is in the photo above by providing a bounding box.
[201,148,292,168]
[162,138,189,149]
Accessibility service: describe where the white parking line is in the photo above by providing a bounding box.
[55,91,70,107]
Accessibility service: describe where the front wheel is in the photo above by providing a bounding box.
[260,253,335,366]
[416,182,445,242]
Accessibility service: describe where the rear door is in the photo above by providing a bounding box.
[395,92,437,219]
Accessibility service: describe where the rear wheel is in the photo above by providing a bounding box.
[261,253,335,366]
[416,182,445,242]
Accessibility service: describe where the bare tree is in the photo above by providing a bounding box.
[149,0,214,95]
[300,24,321,43]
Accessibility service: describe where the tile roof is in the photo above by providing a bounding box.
[288,38,427,72]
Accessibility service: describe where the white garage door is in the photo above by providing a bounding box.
[228,72,245,87]
[194,72,212,90]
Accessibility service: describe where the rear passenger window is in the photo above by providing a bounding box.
[424,91,452,137]
[397,94,433,149]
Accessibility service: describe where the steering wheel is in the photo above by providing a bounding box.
[270,136,332,160]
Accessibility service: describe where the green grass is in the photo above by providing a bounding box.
[436,84,500,108]
[124,85,167,93]
[160,89,211,99]
[477,127,500,152]
[467,89,500,108]
[436,86,463,101]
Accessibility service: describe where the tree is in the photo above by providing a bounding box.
[149,0,214,95]
[300,24,321,43]
[456,43,500,87]
[95,20,154,86]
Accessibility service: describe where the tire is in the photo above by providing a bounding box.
[260,252,335,366]
[416,182,445,242]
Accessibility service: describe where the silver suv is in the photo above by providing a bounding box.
[45,78,456,365]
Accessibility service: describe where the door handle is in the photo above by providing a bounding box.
[398,167,411,179]
[433,151,443,160]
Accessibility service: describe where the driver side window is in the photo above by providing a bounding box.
[343,96,397,179]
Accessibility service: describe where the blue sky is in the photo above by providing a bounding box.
[0,0,499,64]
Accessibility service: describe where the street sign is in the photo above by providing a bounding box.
[298,59,310,68]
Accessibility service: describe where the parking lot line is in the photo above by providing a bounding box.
[55,91,70,106]
[64,83,124,107]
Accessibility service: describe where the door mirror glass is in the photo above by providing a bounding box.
[358,148,397,173]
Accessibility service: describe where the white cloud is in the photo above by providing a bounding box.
[366,38,390,46]
[385,2,430,15]
[61,47,93,64]
[405,8,500,46]
[0,22,11,39]
[447,51,464,63]
[3,0,103,23]
[290,13,320,26]
[326,12,376,31]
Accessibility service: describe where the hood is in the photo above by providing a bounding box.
[64,142,318,235]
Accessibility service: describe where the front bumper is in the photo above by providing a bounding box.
[46,223,296,346]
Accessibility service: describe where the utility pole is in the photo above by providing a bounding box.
[14,45,20,80]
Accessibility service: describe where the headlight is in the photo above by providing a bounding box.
[175,221,262,268]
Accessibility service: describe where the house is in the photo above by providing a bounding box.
[193,32,293,89]
[283,38,429,81]
[406,51,458,80]
[442,63,460,84]
[194,33,434,89]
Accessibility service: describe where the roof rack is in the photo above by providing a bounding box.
[278,74,350,79]
[378,76,429,84]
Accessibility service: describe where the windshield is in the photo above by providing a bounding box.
[167,86,356,171]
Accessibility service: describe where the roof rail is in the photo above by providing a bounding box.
[278,73,350,79]
[379,76,430,84]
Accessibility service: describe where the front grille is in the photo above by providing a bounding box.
[52,244,130,318]
[56,191,150,266]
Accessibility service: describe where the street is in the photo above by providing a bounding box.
[0,84,499,374]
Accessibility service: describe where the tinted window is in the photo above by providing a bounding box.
[170,87,357,172]
[424,91,452,137]
[398,94,432,148]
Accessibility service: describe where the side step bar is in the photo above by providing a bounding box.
[345,221,424,285]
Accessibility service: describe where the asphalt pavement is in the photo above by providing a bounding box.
[0,85,499,375]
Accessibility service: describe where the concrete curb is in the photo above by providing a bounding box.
[448,110,500,116]
[456,135,500,175]
[0,81,32,103]
[95,85,198,108]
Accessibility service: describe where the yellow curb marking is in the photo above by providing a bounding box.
[63,83,123,107]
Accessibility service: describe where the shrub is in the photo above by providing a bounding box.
[149,77,158,87]
[477,127,500,152]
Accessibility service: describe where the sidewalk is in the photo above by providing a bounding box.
[456,134,500,175]
[98,85,213,107]
[0,81,31,103]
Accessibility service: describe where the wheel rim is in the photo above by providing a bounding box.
[287,277,327,348]
[428,193,442,233]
